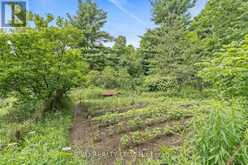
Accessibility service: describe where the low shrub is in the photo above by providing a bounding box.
[87,67,134,89]
[144,76,178,92]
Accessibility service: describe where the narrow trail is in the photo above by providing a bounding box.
[70,104,95,149]
[70,104,120,164]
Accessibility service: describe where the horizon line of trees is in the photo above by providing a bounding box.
[1,0,248,112]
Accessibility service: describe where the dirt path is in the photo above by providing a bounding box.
[70,104,121,164]
[70,104,96,149]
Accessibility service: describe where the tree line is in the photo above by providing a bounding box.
[1,0,248,112]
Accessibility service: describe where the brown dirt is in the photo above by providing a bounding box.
[70,104,188,165]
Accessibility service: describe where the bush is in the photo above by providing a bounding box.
[144,76,178,92]
[87,67,133,89]
[0,17,88,112]
[199,35,248,99]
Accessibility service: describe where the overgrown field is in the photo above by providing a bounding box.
[1,0,248,164]
[0,98,85,165]
[1,89,248,164]
[69,88,215,164]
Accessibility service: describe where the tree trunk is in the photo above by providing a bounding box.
[43,88,66,113]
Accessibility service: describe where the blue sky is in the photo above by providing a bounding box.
[28,0,208,47]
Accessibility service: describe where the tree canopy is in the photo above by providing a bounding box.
[0,16,88,111]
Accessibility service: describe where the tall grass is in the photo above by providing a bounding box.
[193,101,247,165]
[0,98,86,164]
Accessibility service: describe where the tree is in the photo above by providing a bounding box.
[67,0,112,70]
[111,35,128,67]
[141,0,196,90]
[0,15,88,112]
[109,36,142,77]
[152,0,196,25]
[125,45,143,77]
[191,0,248,60]
[199,35,248,99]
[113,36,127,49]
[139,29,158,75]
[67,0,110,48]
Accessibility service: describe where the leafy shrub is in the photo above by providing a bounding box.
[0,16,88,112]
[199,35,248,99]
[101,67,122,88]
[144,76,178,92]
[87,67,132,89]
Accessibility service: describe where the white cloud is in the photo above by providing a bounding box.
[108,0,145,25]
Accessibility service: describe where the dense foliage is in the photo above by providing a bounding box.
[139,0,197,91]
[67,0,112,71]
[191,0,248,59]
[193,102,247,165]
[200,35,248,99]
[1,0,248,164]
[0,16,88,112]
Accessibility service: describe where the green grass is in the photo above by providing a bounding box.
[0,98,86,165]
[1,88,238,164]
[0,97,18,147]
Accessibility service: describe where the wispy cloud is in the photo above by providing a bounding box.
[108,0,145,25]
